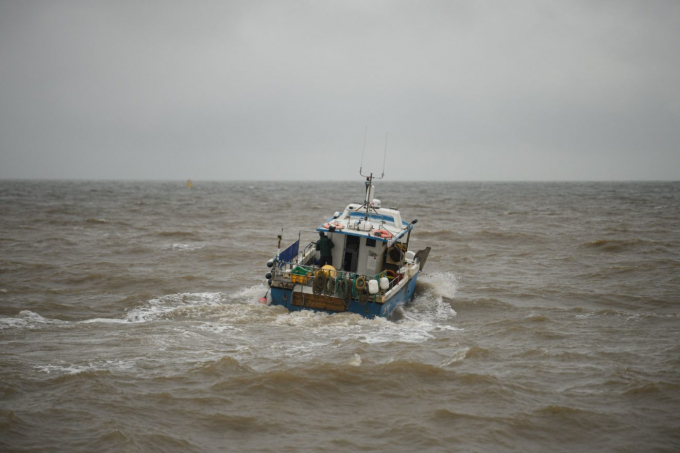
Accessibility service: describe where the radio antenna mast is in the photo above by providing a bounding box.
[381,132,388,178]
[359,129,388,180]
[359,127,367,176]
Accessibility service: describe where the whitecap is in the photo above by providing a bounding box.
[79,317,129,324]
[35,359,135,375]
[169,243,205,252]
[227,283,270,305]
[347,353,362,366]
[124,292,228,323]
[0,316,28,330]
[197,323,241,334]
[0,310,68,330]
[418,271,459,300]
[440,347,469,366]
[36,364,94,375]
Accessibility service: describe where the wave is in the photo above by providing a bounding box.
[622,381,680,396]
[399,271,459,328]
[0,287,267,329]
[452,297,514,309]
[525,313,551,322]
[417,229,457,240]
[157,231,199,239]
[0,310,68,330]
[270,309,449,344]
[417,271,458,300]
[92,430,204,453]
[36,365,109,377]
[464,346,491,359]
[197,413,278,434]
[167,243,205,252]
[213,360,456,391]
[582,237,675,253]
[63,273,107,284]
[576,309,680,321]
[190,356,252,376]
[0,409,30,442]
[431,408,491,422]
[474,229,548,243]
[117,286,271,324]
[536,404,584,415]
[10,270,459,334]
[124,292,230,323]
[35,359,135,378]
[85,218,109,224]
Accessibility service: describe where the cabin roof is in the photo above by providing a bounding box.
[316,203,413,245]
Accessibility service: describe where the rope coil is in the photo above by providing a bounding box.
[313,270,326,295]
[324,277,336,296]
[336,278,351,301]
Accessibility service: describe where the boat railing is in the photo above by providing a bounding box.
[273,259,404,302]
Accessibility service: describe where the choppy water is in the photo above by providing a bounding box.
[1,180,679,452]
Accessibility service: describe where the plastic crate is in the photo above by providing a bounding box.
[291,274,309,284]
[292,266,308,275]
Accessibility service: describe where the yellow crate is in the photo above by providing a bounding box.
[291,274,309,284]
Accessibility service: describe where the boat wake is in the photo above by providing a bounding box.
[3,274,463,380]
[1,271,459,333]
[400,271,458,323]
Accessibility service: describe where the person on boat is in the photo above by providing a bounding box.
[316,232,334,267]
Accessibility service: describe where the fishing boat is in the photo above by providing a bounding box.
[262,173,430,318]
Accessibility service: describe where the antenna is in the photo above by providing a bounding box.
[359,127,367,176]
[381,132,388,178]
[359,129,388,180]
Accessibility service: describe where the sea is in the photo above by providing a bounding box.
[1,180,679,453]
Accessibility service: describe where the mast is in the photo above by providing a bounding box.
[363,173,373,221]
[359,130,388,222]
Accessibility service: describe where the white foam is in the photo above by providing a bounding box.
[399,271,459,327]
[347,353,362,366]
[19,310,50,323]
[353,326,435,344]
[124,292,227,323]
[0,310,68,330]
[36,364,94,375]
[197,323,241,334]
[269,310,445,345]
[227,284,270,305]
[440,347,469,366]
[360,316,447,344]
[419,271,459,300]
[80,317,129,324]
[273,309,331,327]
[0,316,28,329]
[36,359,135,375]
[403,295,457,325]
[169,243,205,252]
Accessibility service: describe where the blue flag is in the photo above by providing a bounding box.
[279,240,299,263]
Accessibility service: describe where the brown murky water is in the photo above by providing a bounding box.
[1,180,679,452]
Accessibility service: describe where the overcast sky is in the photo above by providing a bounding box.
[1,0,679,181]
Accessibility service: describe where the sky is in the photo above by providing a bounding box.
[1,0,679,181]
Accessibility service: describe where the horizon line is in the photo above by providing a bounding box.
[1,178,678,183]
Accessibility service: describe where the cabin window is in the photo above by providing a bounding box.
[366,238,376,247]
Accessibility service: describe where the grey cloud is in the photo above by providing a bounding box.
[1,0,678,180]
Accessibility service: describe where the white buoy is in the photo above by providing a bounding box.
[368,279,379,295]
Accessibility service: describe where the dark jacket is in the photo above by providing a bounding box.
[315,236,334,257]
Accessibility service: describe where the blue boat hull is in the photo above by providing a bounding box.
[270,273,419,319]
